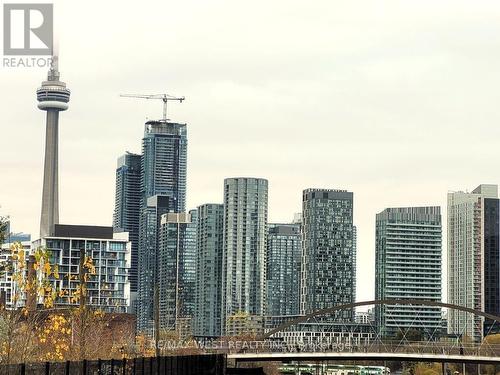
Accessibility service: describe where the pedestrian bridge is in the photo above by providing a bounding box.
[226,299,500,365]
[229,352,500,364]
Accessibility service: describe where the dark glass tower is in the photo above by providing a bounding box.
[484,198,500,335]
[141,120,187,212]
[158,210,197,333]
[137,120,187,334]
[266,223,301,317]
[137,195,171,333]
[113,152,141,293]
[301,189,356,321]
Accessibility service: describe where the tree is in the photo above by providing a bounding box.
[0,243,136,364]
[37,313,71,361]
[483,333,500,345]
[414,363,441,375]
[136,333,156,358]
[0,216,8,245]
[394,329,424,342]
[0,243,61,365]
[66,250,116,361]
[481,334,500,375]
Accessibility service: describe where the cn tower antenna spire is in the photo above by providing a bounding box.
[48,53,60,81]
[37,52,70,238]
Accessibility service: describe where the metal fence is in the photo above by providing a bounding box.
[0,354,227,375]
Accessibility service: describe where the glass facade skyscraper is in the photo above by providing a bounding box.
[484,197,500,335]
[141,120,187,212]
[448,184,500,341]
[301,189,356,321]
[184,210,198,319]
[137,120,188,334]
[194,203,224,337]
[113,152,141,294]
[266,223,301,317]
[375,207,442,338]
[137,195,171,333]
[158,211,197,332]
[222,178,268,334]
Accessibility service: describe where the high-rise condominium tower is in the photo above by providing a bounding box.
[158,211,197,332]
[301,189,356,321]
[222,178,268,333]
[266,223,301,317]
[375,207,442,338]
[137,195,171,333]
[448,184,500,341]
[113,152,141,294]
[37,57,70,238]
[194,203,224,337]
[141,120,187,212]
[137,120,188,334]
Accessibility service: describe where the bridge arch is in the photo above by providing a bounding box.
[260,299,500,340]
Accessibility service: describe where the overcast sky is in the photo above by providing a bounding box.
[1,0,500,303]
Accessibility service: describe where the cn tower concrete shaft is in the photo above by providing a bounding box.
[37,56,70,238]
[40,111,59,238]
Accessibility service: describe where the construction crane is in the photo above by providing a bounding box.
[120,93,185,120]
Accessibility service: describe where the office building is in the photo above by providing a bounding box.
[113,152,141,295]
[266,223,301,317]
[448,185,500,341]
[194,203,224,337]
[375,207,442,338]
[222,178,268,334]
[158,210,197,333]
[301,189,356,321]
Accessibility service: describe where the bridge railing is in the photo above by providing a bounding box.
[226,340,500,358]
[359,341,500,357]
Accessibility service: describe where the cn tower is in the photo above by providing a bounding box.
[37,56,70,238]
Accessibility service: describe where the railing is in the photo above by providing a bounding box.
[226,340,500,358]
[0,354,226,375]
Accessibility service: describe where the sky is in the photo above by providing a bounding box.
[1,0,500,303]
